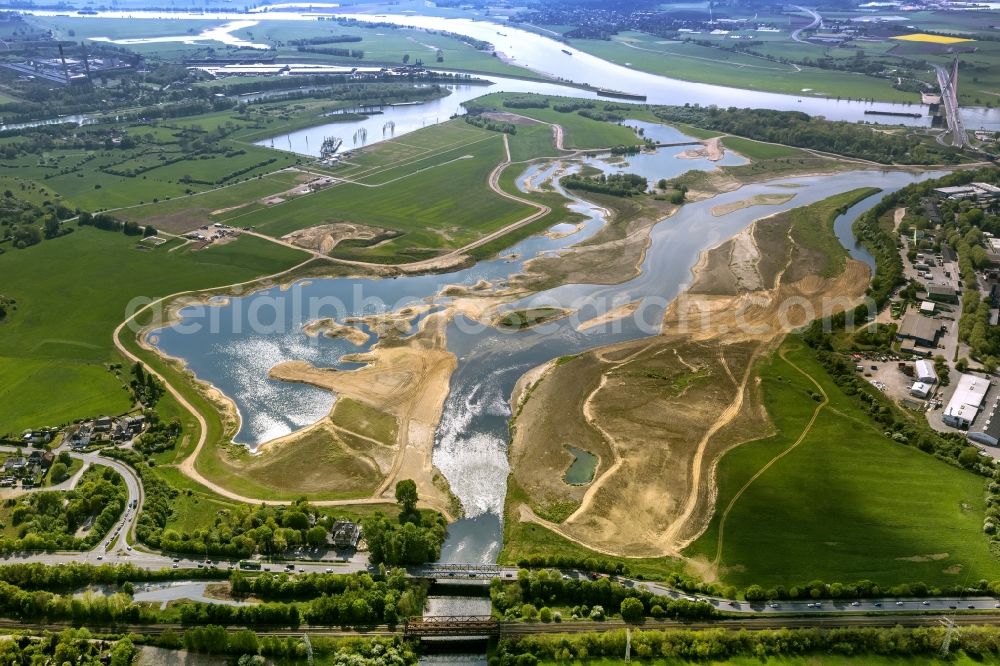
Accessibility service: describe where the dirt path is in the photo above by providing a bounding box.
[710,346,828,566]
[656,349,756,551]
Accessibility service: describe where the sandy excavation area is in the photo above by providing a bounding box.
[268,311,458,514]
[677,136,726,161]
[281,222,395,254]
[302,318,370,346]
[509,200,872,558]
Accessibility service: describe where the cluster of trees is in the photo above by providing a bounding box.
[0,467,126,554]
[0,190,74,249]
[745,576,1000,602]
[0,629,136,666]
[297,46,365,58]
[464,114,517,134]
[287,34,363,46]
[651,105,964,165]
[553,100,594,113]
[490,569,715,623]
[361,481,448,566]
[133,414,181,455]
[0,294,12,321]
[495,626,1000,664]
[129,363,164,408]
[502,97,551,109]
[560,172,647,197]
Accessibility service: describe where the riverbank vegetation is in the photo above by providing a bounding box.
[651,106,965,165]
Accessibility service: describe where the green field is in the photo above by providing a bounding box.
[0,228,307,434]
[233,120,536,263]
[570,33,919,103]
[687,336,1000,589]
[720,136,807,161]
[471,94,642,150]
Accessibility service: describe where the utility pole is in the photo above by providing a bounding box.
[939,616,956,656]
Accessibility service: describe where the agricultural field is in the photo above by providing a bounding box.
[687,337,1000,589]
[0,227,307,435]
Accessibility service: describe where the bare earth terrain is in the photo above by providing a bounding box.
[509,200,871,558]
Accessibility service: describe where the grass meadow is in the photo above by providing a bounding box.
[0,227,307,434]
[687,336,1000,589]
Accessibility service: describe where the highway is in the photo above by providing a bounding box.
[790,6,821,44]
[933,63,967,148]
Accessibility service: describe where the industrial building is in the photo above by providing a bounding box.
[934,182,1000,204]
[896,312,942,348]
[910,382,932,399]
[943,373,991,429]
[969,394,1000,447]
[915,359,938,384]
[925,284,958,304]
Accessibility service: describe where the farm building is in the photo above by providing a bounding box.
[915,359,938,384]
[925,284,958,304]
[896,313,941,348]
[943,373,991,429]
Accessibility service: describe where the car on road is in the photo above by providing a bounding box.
[769,603,779,609]
[850,601,860,607]
[96,555,103,560]
[172,564,178,569]
[896,601,904,606]
[969,604,975,609]
[949,605,957,609]
[922,600,930,605]
[325,568,333,573]
[172,558,179,562]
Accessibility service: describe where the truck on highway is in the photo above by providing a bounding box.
[239,560,262,571]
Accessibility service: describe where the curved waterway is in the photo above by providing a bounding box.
[151,127,944,561]
[18,9,1000,132]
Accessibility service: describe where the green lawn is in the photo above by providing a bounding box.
[0,228,307,434]
[508,124,560,162]
[686,336,1000,589]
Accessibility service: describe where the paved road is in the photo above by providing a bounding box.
[790,6,821,43]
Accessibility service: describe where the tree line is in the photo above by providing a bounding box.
[651,105,964,165]
[495,625,1000,664]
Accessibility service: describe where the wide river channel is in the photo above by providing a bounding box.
[152,117,944,560]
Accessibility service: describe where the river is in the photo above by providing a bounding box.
[17,8,1000,132]
[151,127,944,561]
